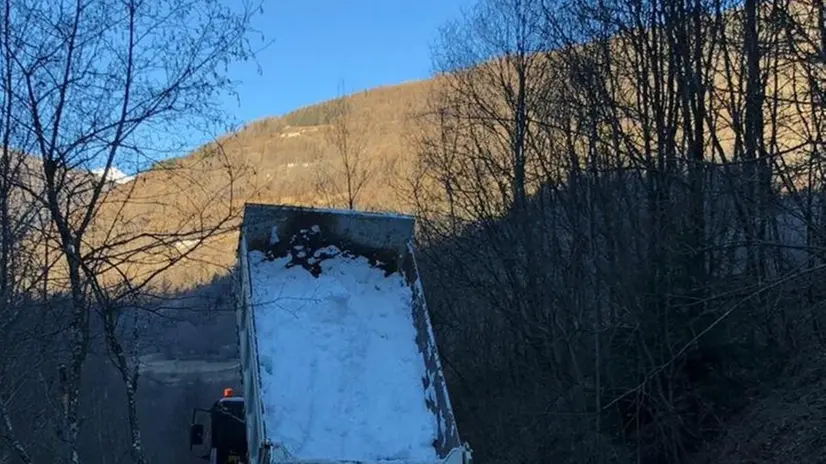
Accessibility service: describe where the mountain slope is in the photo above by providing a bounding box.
[93,78,441,287]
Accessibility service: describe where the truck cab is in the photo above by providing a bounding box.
[190,388,248,464]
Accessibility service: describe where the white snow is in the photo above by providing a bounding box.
[174,239,199,252]
[90,166,134,184]
[247,239,438,462]
[269,225,280,246]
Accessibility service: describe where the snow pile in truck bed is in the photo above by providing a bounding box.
[247,239,438,461]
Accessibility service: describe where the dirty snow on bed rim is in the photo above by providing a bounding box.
[248,246,438,461]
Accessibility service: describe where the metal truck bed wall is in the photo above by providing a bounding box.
[235,203,465,464]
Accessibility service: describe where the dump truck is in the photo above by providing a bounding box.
[189,203,472,464]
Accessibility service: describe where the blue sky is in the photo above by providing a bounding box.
[221,0,472,126]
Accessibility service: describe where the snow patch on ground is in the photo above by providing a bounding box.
[247,234,437,462]
[90,166,134,184]
[269,225,280,246]
[174,239,199,252]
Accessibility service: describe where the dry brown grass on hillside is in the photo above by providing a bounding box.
[89,78,445,289]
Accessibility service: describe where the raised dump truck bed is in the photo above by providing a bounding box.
[235,203,471,464]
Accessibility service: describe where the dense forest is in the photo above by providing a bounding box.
[408,0,826,461]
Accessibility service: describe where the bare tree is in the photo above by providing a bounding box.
[315,82,374,210]
[0,0,261,462]
[414,0,826,461]
[0,0,68,459]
